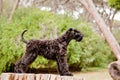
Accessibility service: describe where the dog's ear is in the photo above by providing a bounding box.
[68,28,73,31]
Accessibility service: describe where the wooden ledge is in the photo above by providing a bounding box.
[0,73,84,80]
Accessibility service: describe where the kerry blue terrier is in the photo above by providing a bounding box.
[14,28,83,76]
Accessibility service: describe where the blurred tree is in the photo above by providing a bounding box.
[108,0,120,31]
[1,0,118,30]
[8,0,20,21]
[20,0,118,32]
[83,0,118,32]
[0,0,2,14]
[93,0,113,31]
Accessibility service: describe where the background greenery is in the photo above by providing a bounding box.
[0,8,115,73]
[108,0,120,10]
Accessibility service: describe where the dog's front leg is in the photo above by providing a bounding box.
[56,55,73,76]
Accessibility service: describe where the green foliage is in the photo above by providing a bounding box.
[108,0,120,10]
[0,8,114,73]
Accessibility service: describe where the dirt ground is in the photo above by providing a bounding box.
[74,69,112,80]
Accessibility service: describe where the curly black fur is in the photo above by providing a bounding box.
[14,28,83,76]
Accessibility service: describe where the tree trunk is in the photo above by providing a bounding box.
[8,0,20,21]
[0,0,2,14]
[79,0,120,60]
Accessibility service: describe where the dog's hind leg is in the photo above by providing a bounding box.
[14,51,37,73]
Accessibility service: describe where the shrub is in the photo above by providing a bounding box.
[0,8,114,73]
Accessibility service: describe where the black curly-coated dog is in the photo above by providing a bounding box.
[14,28,83,76]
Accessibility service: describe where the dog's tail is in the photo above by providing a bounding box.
[21,30,28,44]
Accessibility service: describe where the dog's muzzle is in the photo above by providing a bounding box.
[76,34,83,41]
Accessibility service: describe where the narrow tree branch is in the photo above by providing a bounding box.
[8,0,20,21]
[109,9,118,31]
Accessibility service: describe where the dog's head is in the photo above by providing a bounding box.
[67,28,83,42]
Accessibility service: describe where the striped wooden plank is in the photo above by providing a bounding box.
[0,73,84,80]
